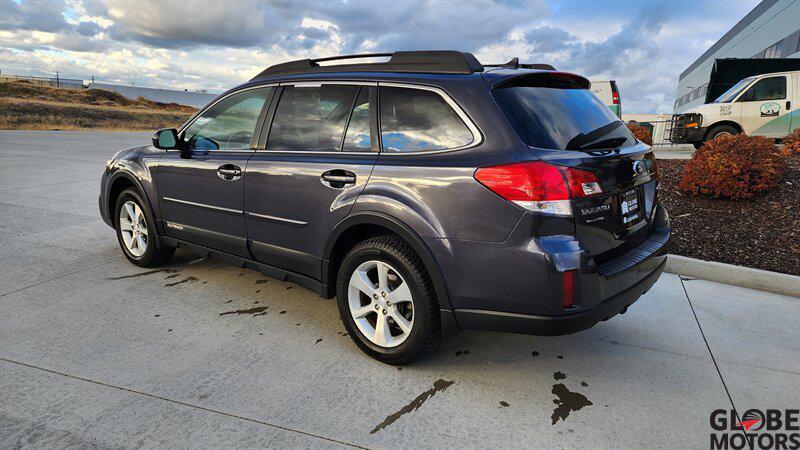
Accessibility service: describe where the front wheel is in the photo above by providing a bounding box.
[114,188,175,267]
[705,125,739,143]
[336,235,440,364]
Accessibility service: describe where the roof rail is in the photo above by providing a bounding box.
[484,57,556,71]
[251,51,484,79]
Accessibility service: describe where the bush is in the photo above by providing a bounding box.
[783,128,800,154]
[626,122,652,145]
[679,133,789,199]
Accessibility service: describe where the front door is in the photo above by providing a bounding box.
[244,83,378,279]
[737,75,792,138]
[158,86,274,257]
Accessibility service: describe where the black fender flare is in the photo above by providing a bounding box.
[106,170,164,247]
[323,211,454,312]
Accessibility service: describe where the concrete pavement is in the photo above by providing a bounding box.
[1,131,798,448]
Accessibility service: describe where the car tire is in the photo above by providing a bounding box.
[705,125,739,142]
[114,188,175,267]
[336,235,440,365]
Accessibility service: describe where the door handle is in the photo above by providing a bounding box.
[321,170,356,188]
[787,101,791,110]
[217,164,242,181]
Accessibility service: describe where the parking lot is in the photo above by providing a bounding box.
[1,130,798,448]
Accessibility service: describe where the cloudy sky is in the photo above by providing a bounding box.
[1,0,759,113]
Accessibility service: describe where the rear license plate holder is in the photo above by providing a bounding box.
[619,188,642,228]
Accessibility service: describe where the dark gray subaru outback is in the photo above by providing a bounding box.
[100,51,669,364]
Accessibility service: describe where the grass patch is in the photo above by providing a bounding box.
[0,80,197,131]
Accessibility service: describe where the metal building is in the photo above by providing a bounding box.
[87,82,217,109]
[674,0,800,113]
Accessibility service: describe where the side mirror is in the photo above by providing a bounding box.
[153,128,179,149]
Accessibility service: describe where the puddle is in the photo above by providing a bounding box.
[531,351,540,358]
[553,371,566,380]
[370,379,455,434]
[165,276,198,287]
[220,306,268,316]
[109,268,177,280]
[551,383,592,425]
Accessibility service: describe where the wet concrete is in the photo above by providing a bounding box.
[1,131,798,448]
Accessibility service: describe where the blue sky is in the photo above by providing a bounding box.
[0,0,759,113]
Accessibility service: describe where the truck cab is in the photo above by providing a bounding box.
[670,70,799,148]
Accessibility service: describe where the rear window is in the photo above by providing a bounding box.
[380,86,474,152]
[493,86,636,151]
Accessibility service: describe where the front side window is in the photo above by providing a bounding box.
[713,76,757,103]
[737,76,786,102]
[380,86,474,153]
[268,84,360,152]
[183,87,272,150]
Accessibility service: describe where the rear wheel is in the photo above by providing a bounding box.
[114,188,175,267]
[336,235,440,364]
[705,124,739,143]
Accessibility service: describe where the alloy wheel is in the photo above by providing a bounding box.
[348,260,414,348]
[119,200,148,257]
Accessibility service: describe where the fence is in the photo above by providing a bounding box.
[0,74,85,89]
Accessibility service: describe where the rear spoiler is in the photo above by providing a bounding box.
[490,72,591,90]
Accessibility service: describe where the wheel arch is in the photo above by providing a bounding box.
[703,121,743,140]
[323,212,454,312]
[106,171,164,248]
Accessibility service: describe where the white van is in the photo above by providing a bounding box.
[670,70,799,148]
[590,80,621,117]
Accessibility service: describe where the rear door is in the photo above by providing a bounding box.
[244,82,378,279]
[736,74,791,137]
[158,86,274,257]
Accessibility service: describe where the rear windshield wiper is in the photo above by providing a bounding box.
[573,137,629,151]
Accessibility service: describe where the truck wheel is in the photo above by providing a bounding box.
[705,125,739,142]
[115,188,175,267]
[336,235,440,365]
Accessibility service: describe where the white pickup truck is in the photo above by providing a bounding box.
[670,70,799,148]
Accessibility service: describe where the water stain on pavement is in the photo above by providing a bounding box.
[315,338,322,344]
[370,379,455,434]
[255,279,269,285]
[500,401,509,407]
[554,371,566,380]
[581,381,588,387]
[220,306,268,316]
[556,355,564,359]
[109,268,177,280]
[454,350,470,356]
[165,276,198,287]
[531,351,540,358]
[164,273,181,280]
[551,383,592,425]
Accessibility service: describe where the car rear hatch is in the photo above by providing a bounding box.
[486,70,667,274]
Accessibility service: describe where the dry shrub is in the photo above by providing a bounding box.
[783,128,800,154]
[626,122,652,145]
[679,133,789,199]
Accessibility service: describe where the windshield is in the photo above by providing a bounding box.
[713,76,758,103]
[493,86,636,150]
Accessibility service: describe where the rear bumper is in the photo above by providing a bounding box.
[454,256,666,336]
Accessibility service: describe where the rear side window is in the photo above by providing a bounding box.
[737,76,786,102]
[268,85,360,152]
[493,86,636,151]
[380,86,474,152]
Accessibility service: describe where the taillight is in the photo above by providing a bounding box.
[611,81,620,105]
[562,270,575,308]
[474,161,602,216]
